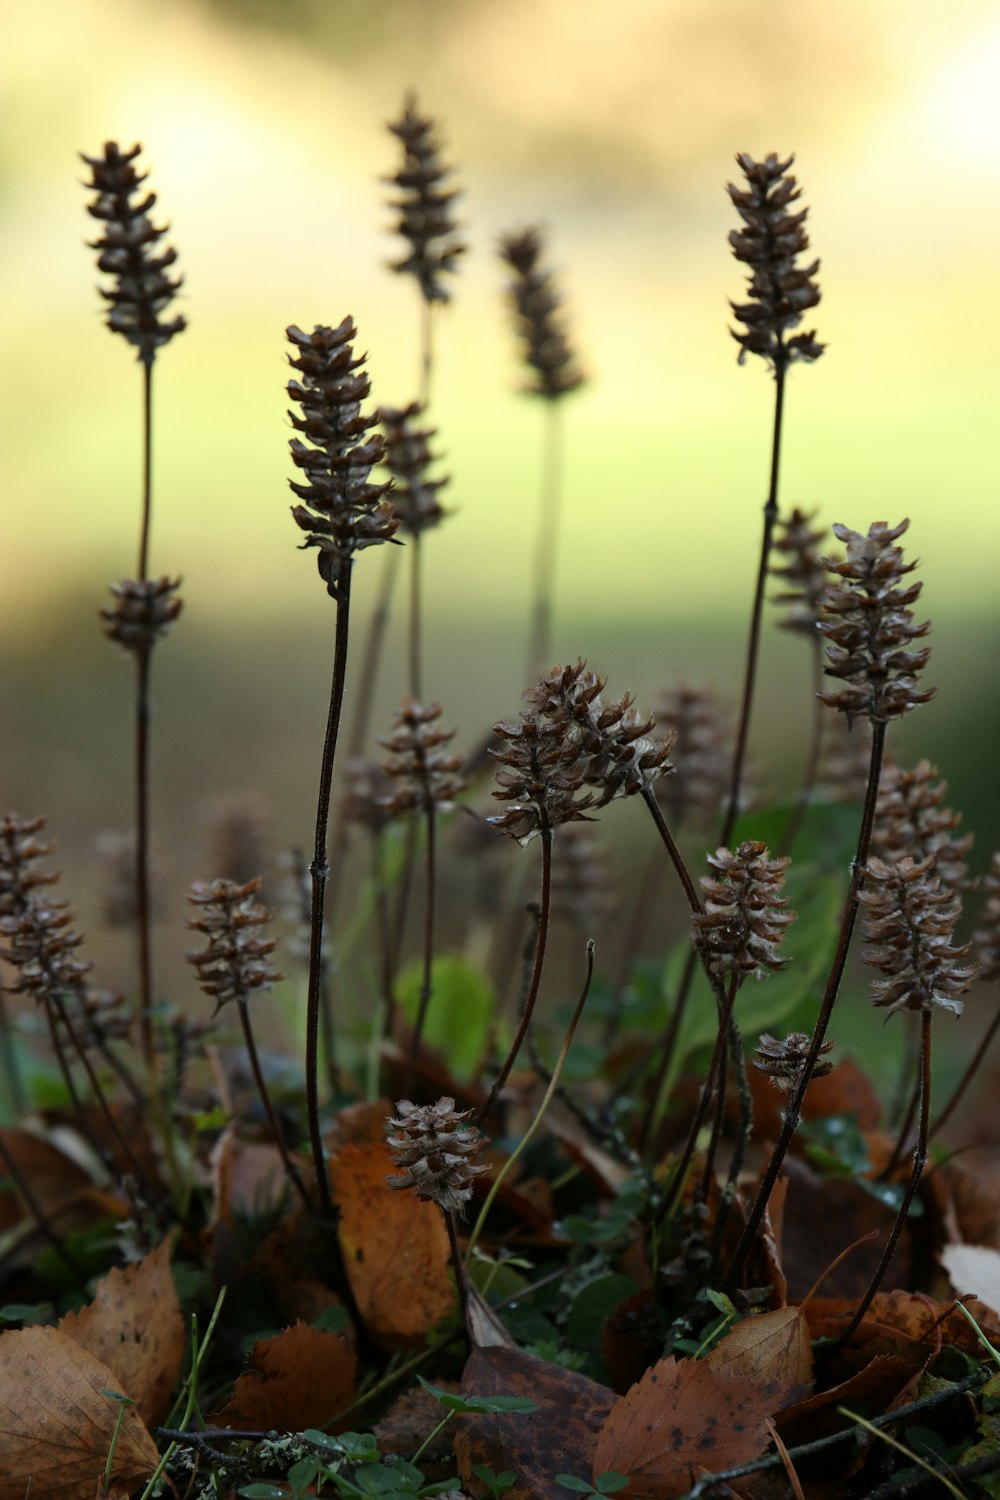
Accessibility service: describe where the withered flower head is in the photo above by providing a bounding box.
[200,793,272,891]
[693,841,795,981]
[524,660,674,806]
[379,403,449,536]
[771,507,828,634]
[817,520,935,726]
[860,854,977,1018]
[385,94,464,304]
[386,1096,488,1216]
[651,681,731,829]
[0,813,57,918]
[727,151,823,372]
[94,829,164,929]
[0,899,93,1005]
[499,228,585,400]
[754,1031,833,1092]
[873,759,973,895]
[379,700,466,818]
[287,319,399,598]
[488,713,596,847]
[551,824,616,935]
[817,714,874,805]
[81,141,186,364]
[974,852,1000,985]
[100,577,182,653]
[340,759,395,835]
[186,877,281,1012]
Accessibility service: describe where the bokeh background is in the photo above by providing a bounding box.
[2,0,999,1024]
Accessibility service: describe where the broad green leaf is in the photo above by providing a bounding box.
[417,1375,538,1414]
[396,954,496,1078]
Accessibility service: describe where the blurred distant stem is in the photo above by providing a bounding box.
[929,1003,1000,1141]
[779,637,825,856]
[409,534,424,701]
[306,558,353,1220]
[237,999,314,1213]
[405,800,437,1094]
[723,717,888,1294]
[842,1009,932,1341]
[527,401,563,680]
[720,363,787,848]
[478,826,553,1125]
[135,359,156,1074]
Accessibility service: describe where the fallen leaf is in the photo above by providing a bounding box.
[329,1140,454,1343]
[0,1128,126,1247]
[804,1290,1000,1359]
[942,1243,1000,1321]
[374,1379,460,1461]
[750,1058,881,1142]
[929,1158,1000,1248]
[210,1322,356,1432]
[774,1353,925,1452]
[58,1236,184,1428]
[593,1354,779,1498]
[780,1157,912,1301]
[454,1346,615,1500]
[706,1307,813,1397]
[0,1325,158,1500]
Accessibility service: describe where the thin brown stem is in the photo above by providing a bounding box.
[779,635,825,856]
[134,643,154,1073]
[237,999,314,1213]
[842,1009,932,1341]
[527,401,563,680]
[637,945,699,1154]
[930,1001,1000,1141]
[408,533,423,703]
[0,1131,84,1279]
[405,801,437,1093]
[723,717,887,1294]
[139,359,152,580]
[50,994,147,1184]
[640,788,702,915]
[306,558,353,1219]
[478,825,553,1125]
[720,364,786,848]
[445,1209,472,1355]
[882,1064,921,1180]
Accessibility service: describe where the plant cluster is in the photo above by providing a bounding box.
[1,121,1000,1500]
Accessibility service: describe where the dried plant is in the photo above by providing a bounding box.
[692,842,795,982]
[753,1031,834,1091]
[385,95,464,310]
[651,682,730,830]
[200,793,274,892]
[975,853,1000,984]
[386,1097,488,1216]
[94,830,163,930]
[873,759,973,894]
[0,813,58,917]
[379,403,449,539]
[552,824,616,936]
[770,507,828,634]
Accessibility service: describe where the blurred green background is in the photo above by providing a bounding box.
[2,0,999,1016]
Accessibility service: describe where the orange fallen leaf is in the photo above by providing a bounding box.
[211,1321,356,1432]
[593,1354,779,1498]
[329,1140,454,1343]
[58,1236,185,1428]
[454,1346,615,1500]
[0,1325,158,1500]
[706,1307,813,1396]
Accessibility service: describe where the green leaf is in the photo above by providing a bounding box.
[417,1376,538,1414]
[0,1302,53,1324]
[238,1487,287,1499]
[556,1478,598,1494]
[594,1477,629,1495]
[565,1275,637,1349]
[396,955,495,1078]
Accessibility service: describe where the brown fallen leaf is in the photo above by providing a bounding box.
[58,1236,185,1428]
[803,1290,1000,1359]
[0,1128,127,1246]
[706,1307,813,1398]
[454,1346,615,1500]
[774,1352,925,1452]
[593,1354,780,1499]
[0,1325,158,1500]
[210,1322,356,1432]
[329,1140,454,1343]
[780,1156,912,1301]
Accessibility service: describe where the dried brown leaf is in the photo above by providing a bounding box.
[706,1307,813,1396]
[454,1346,615,1500]
[329,1140,454,1342]
[593,1355,778,1498]
[0,1325,158,1500]
[210,1322,356,1432]
[58,1236,184,1428]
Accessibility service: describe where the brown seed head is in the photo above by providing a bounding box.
[379,403,449,537]
[754,1031,834,1091]
[524,660,674,806]
[101,576,182,653]
[693,841,795,981]
[81,141,186,363]
[860,854,976,1018]
[771,507,828,634]
[651,681,731,829]
[551,824,617,936]
[873,759,973,895]
[727,151,824,372]
[488,713,596,847]
[0,814,58,918]
[200,794,273,892]
[499,228,585,400]
[186,877,282,1012]
[379,700,467,818]
[340,759,395,835]
[386,1096,488,1216]
[385,94,464,304]
[817,714,874,804]
[817,519,935,725]
[974,853,1000,985]
[0,899,93,1005]
[287,319,399,597]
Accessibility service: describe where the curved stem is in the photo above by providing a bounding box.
[723,717,887,1293]
[477,825,553,1125]
[841,1008,932,1341]
[237,999,314,1213]
[306,559,353,1219]
[720,365,786,848]
[527,401,563,680]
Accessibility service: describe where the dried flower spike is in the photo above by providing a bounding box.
[0,899,93,1006]
[770,508,828,634]
[385,94,464,304]
[186,877,282,1012]
[860,854,976,1017]
[873,759,973,895]
[754,1031,833,1091]
[727,152,823,371]
[81,141,186,363]
[651,682,731,828]
[499,229,585,400]
[379,403,449,536]
[386,1096,488,1216]
[287,319,399,597]
[975,853,1000,984]
[100,576,182,652]
[817,519,935,725]
[693,841,795,980]
[0,814,58,918]
[379,700,466,818]
[488,713,595,847]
